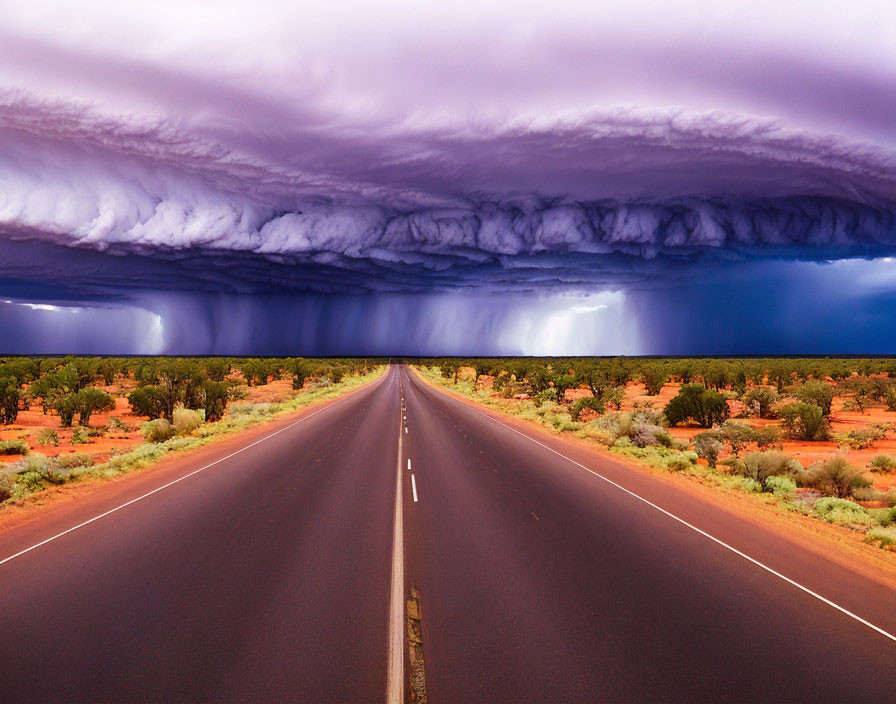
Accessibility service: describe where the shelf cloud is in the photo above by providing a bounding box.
[1,1,895,352]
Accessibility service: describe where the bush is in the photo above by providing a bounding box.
[665,452,697,471]
[815,497,875,526]
[865,527,896,550]
[833,424,890,451]
[71,427,90,444]
[629,423,668,448]
[172,408,202,436]
[692,431,724,468]
[143,419,175,443]
[801,456,871,498]
[788,381,837,416]
[0,439,29,455]
[128,386,167,420]
[753,425,781,449]
[37,427,59,446]
[0,376,22,424]
[741,387,779,418]
[779,402,828,440]
[718,421,756,457]
[870,455,896,474]
[74,387,115,425]
[664,384,729,427]
[568,396,605,422]
[765,475,797,496]
[730,451,801,491]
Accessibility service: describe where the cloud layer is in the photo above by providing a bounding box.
[1,1,896,352]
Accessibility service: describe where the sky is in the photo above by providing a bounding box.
[1,0,895,355]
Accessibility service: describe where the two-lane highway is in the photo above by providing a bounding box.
[0,364,894,702]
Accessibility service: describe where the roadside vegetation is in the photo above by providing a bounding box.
[0,357,384,505]
[409,357,896,554]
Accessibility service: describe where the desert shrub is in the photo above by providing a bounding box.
[629,423,668,448]
[71,427,90,444]
[143,419,175,443]
[74,387,115,425]
[128,386,167,420]
[15,469,46,495]
[867,507,896,526]
[664,452,697,471]
[533,388,558,407]
[0,439,29,455]
[740,478,763,493]
[54,393,79,427]
[37,427,59,446]
[664,384,729,427]
[814,497,875,526]
[741,387,779,418]
[601,386,625,411]
[172,408,202,436]
[765,475,797,496]
[692,431,724,467]
[55,453,94,469]
[788,381,837,416]
[833,424,891,451]
[870,455,896,474]
[718,421,756,457]
[753,425,781,449]
[801,456,871,498]
[0,468,16,501]
[779,402,828,440]
[730,451,801,491]
[640,366,668,395]
[0,376,22,424]
[865,527,896,550]
[568,396,605,422]
[108,416,128,432]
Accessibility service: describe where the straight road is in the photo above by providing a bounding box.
[0,365,893,702]
[0,370,402,703]
[398,366,896,703]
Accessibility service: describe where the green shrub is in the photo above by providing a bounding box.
[665,451,698,471]
[865,527,896,550]
[127,386,167,419]
[71,427,90,445]
[753,425,781,449]
[143,419,175,443]
[815,497,875,526]
[870,455,896,474]
[172,408,202,436]
[788,381,837,416]
[692,431,723,467]
[730,451,801,491]
[765,475,797,496]
[664,384,729,427]
[801,456,871,498]
[833,424,890,451]
[568,396,605,422]
[0,439,29,455]
[867,507,896,527]
[741,387,779,418]
[718,421,756,457]
[37,427,59,446]
[779,402,828,440]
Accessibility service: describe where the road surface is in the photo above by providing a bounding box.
[0,365,893,702]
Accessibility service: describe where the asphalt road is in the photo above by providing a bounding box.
[0,365,894,702]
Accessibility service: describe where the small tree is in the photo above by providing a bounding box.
[788,381,836,416]
[693,431,723,468]
[640,366,668,396]
[55,393,79,427]
[128,386,167,420]
[203,380,231,422]
[664,384,729,427]
[779,402,828,440]
[75,387,115,425]
[741,387,779,418]
[718,421,756,458]
[0,376,22,424]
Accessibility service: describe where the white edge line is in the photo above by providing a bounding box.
[411,474,418,503]
[0,370,389,568]
[386,407,405,704]
[422,375,896,645]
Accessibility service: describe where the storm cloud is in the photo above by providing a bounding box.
[1,1,895,352]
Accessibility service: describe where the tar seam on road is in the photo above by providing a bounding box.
[387,377,406,704]
[436,383,896,645]
[0,372,389,568]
